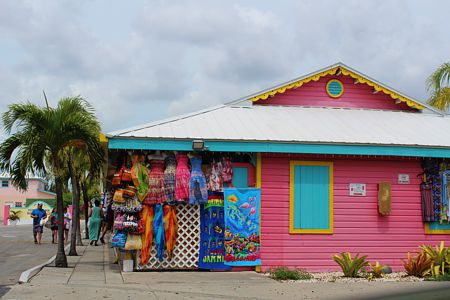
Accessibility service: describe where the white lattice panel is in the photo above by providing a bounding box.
[137,204,200,270]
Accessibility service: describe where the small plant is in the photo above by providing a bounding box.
[420,241,450,277]
[402,251,432,278]
[332,252,369,277]
[368,261,385,278]
[269,267,313,281]
[8,210,20,221]
[425,273,450,281]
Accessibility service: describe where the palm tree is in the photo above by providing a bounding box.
[0,96,104,267]
[66,147,103,256]
[427,62,450,110]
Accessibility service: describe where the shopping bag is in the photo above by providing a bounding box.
[111,231,127,248]
[124,233,142,250]
[113,189,126,203]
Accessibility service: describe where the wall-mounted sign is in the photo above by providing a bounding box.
[349,183,366,196]
[398,174,410,184]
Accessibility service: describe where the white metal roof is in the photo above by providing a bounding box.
[108,105,450,148]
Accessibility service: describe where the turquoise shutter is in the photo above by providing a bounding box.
[292,164,332,232]
[232,167,249,188]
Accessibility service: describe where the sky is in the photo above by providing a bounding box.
[0,0,449,133]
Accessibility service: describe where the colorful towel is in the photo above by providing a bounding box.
[223,188,261,267]
[153,204,166,261]
[164,205,178,260]
[198,193,231,270]
[140,205,154,265]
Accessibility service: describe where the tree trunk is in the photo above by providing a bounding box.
[54,154,68,267]
[76,180,83,246]
[82,182,89,239]
[68,154,78,256]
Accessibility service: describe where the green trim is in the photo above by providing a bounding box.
[108,138,450,158]
[26,198,56,207]
[37,188,56,196]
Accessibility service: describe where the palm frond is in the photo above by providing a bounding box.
[427,87,450,111]
[427,63,450,92]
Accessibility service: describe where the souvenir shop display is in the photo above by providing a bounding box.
[164,205,178,260]
[223,188,261,266]
[164,155,177,205]
[153,204,166,261]
[175,154,190,202]
[198,193,231,270]
[189,156,208,205]
[421,158,450,224]
[108,150,257,271]
[140,205,154,265]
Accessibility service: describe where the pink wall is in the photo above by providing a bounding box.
[0,179,54,220]
[260,153,450,272]
[255,74,416,111]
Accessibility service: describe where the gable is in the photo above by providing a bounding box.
[254,74,415,111]
[250,64,427,111]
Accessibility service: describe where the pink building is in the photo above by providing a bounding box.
[107,63,450,271]
[0,174,56,221]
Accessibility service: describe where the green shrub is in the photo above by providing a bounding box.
[420,241,450,277]
[269,267,313,281]
[402,251,432,277]
[332,252,369,277]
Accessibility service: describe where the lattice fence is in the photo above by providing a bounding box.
[137,204,200,270]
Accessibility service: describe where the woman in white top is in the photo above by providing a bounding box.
[63,207,71,243]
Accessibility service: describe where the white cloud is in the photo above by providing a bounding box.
[0,0,449,133]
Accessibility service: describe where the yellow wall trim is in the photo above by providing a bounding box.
[255,153,262,273]
[289,161,334,234]
[250,66,425,110]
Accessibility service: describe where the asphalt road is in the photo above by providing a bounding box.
[0,224,62,296]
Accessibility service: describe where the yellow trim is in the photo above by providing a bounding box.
[289,161,334,234]
[326,79,344,98]
[424,223,450,234]
[250,66,425,110]
[99,133,108,144]
[255,153,262,273]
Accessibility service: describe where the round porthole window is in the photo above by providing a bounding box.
[326,79,344,98]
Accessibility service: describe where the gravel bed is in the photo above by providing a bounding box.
[266,271,424,283]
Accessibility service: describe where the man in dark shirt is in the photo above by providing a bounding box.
[31,203,47,244]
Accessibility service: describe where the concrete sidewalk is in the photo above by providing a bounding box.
[4,243,450,300]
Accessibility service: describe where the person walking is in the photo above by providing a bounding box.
[88,199,103,246]
[31,203,47,244]
[63,207,71,243]
[50,208,58,244]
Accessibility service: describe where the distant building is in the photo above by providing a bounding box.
[0,174,56,221]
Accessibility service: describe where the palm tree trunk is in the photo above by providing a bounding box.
[82,182,89,239]
[54,154,68,267]
[68,154,78,256]
[76,180,83,246]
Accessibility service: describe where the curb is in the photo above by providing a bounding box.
[18,244,71,284]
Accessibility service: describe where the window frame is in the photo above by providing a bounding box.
[289,161,334,234]
[2,180,9,188]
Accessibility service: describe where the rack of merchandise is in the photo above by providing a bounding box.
[108,150,257,270]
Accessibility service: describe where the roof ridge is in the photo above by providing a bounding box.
[107,104,229,137]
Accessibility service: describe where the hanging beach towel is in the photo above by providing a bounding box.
[164,205,178,260]
[140,205,154,265]
[198,193,231,270]
[223,188,261,267]
[153,204,166,261]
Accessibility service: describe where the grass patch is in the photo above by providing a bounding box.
[424,273,450,281]
[269,267,313,281]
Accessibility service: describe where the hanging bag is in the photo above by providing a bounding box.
[124,233,142,250]
[123,186,137,198]
[113,189,126,203]
[112,167,124,186]
[111,231,127,248]
[114,213,125,230]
